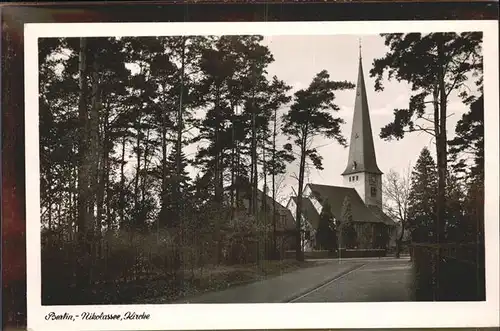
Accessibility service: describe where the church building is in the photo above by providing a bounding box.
[287,49,397,252]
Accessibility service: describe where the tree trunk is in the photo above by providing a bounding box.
[68,166,75,242]
[77,37,90,287]
[272,107,277,257]
[214,87,222,204]
[89,55,100,276]
[235,141,241,208]
[175,36,186,287]
[295,130,308,262]
[436,37,448,244]
[437,41,448,244]
[395,220,405,258]
[251,100,258,216]
[103,106,111,232]
[119,136,126,228]
[97,101,108,237]
[432,83,440,243]
[214,86,222,264]
[261,138,268,261]
[134,114,141,228]
[160,82,168,228]
[230,105,236,220]
[141,126,151,205]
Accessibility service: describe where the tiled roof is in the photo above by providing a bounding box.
[306,183,392,225]
[226,184,296,231]
[367,205,397,226]
[291,196,321,229]
[258,189,296,231]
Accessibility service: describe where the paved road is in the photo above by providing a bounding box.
[173,257,414,303]
[175,260,359,303]
[291,257,414,302]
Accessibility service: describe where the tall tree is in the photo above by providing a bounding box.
[383,168,411,258]
[161,145,192,228]
[408,147,438,243]
[266,77,293,256]
[448,94,484,243]
[370,32,483,243]
[124,38,162,231]
[282,70,354,260]
[448,94,484,182]
[315,200,337,251]
[444,169,468,241]
[340,196,356,249]
[77,37,92,285]
[239,37,274,216]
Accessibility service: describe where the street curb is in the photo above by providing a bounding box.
[282,263,365,303]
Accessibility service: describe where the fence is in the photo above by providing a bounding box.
[410,242,485,301]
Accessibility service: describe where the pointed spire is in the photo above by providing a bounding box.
[359,38,362,60]
[342,45,383,176]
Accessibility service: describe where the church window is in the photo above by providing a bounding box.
[280,214,286,226]
[371,187,377,197]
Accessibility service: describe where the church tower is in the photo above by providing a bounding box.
[341,43,383,208]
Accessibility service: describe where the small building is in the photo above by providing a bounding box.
[232,187,298,256]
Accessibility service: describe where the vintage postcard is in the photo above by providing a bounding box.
[24,20,499,330]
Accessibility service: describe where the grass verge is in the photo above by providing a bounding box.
[42,259,319,305]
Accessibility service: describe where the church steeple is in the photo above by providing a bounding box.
[341,45,382,176]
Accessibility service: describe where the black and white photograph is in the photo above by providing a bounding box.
[24,21,499,330]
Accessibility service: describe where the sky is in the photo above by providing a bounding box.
[256,34,472,203]
[47,34,476,205]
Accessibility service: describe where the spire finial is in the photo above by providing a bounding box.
[358,38,362,59]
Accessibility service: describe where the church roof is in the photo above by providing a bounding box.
[367,205,397,226]
[305,183,394,226]
[291,196,321,229]
[342,53,383,176]
[258,189,296,231]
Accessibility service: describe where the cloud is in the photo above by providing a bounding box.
[369,94,409,117]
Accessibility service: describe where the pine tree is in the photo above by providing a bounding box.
[408,147,438,243]
[39,34,337,303]
[340,196,357,249]
[315,200,337,251]
[445,169,468,242]
[448,95,484,182]
[448,95,484,243]
[370,32,483,244]
[282,70,355,260]
[159,145,192,228]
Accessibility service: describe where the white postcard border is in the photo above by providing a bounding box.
[25,20,500,331]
